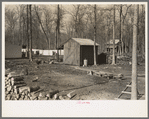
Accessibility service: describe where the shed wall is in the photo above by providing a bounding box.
[64,39,80,65]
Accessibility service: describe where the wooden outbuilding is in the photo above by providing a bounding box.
[59,38,99,66]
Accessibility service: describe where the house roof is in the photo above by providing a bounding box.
[72,38,99,46]
[107,39,120,45]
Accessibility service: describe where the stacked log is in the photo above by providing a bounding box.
[5,73,76,100]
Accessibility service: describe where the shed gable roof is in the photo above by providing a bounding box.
[72,38,99,46]
[58,38,99,49]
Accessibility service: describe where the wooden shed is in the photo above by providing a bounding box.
[63,38,99,66]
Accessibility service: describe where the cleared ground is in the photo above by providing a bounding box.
[5,56,145,100]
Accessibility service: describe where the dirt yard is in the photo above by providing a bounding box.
[5,56,145,100]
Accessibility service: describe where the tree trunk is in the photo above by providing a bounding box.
[56,4,60,62]
[27,5,29,58]
[94,4,97,65]
[121,20,124,55]
[141,5,145,58]
[112,5,115,65]
[125,42,127,53]
[19,7,21,46]
[119,4,122,56]
[29,5,33,61]
[22,17,25,46]
[13,29,15,44]
[131,4,139,100]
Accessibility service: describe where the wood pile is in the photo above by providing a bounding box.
[5,72,77,100]
[87,70,124,80]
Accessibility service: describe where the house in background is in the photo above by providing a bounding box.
[106,39,120,54]
[5,42,22,58]
[59,38,99,66]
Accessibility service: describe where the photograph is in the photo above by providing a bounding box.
[2,2,148,117]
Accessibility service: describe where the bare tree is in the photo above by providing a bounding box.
[16,5,26,46]
[94,4,97,65]
[119,4,122,55]
[56,4,60,61]
[34,5,50,49]
[131,4,139,100]
[112,5,116,65]
[5,8,18,44]
[26,5,29,57]
[29,5,33,61]
[120,5,132,55]
[65,5,87,38]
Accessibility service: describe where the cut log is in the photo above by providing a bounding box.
[59,95,64,100]
[7,86,12,92]
[30,86,40,92]
[30,95,38,100]
[49,60,54,64]
[87,71,93,75]
[118,73,124,78]
[14,88,19,94]
[53,93,58,100]
[11,76,24,81]
[14,81,26,85]
[50,90,59,98]
[67,90,75,98]
[14,84,27,88]
[38,92,46,98]
[63,96,70,100]
[32,77,38,82]
[19,86,30,93]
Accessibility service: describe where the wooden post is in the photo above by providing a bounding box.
[131,4,139,100]
[94,4,97,66]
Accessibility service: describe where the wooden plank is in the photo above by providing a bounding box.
[121,91,131,94]
[126,85,132,87]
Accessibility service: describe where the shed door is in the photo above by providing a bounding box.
[81,46,97,66]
